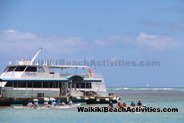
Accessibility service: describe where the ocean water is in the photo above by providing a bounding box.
[0,87,184,123]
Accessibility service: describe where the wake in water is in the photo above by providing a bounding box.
[107,87,184,91]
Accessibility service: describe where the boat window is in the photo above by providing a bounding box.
[5,81,60,88]
[27,82,32,87]
[33,82,42,88]
[7,66,16,72]
[5,82,13,87]
[37,67,45,72]
[16,82,26,88]
[25,66,37,72]
[3,67,9,72]
[15,66,26,71]
[73,83,91,88]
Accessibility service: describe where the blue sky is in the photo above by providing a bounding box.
[0,0,184,87]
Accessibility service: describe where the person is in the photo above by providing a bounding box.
[34,101,38,106]
[27,101,33,107]
[116,101,121,108]
[44,101,49,105]
[68,99,72,105]
[44,102,50,108]
[122,102,127,107]
[130,101,135,107]
[61,102,65,106]
[108,101,113,108]
[51,101,56,107]
[33,101,39,109]
[137,100,142,106]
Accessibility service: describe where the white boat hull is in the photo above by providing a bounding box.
[13,103,81,109]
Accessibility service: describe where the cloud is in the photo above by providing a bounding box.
[0,29,182,61]
[0,29,88,58]
[95,35,132,47]
[95,32,184,51]
[2,29,37,41]
[136,32,183,50]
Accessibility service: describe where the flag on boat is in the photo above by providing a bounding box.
[89,68,93,77]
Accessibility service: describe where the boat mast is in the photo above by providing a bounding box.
[30,48,42,65]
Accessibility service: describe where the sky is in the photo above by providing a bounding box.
[0,0,184,87]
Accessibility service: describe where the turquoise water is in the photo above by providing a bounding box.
[0,88,184,123]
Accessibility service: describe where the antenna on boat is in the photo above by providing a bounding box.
[31,48,42,65]
[146,83,149,88]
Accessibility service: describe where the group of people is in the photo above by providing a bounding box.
[43,100,57,108]
[130,100,142,107]
[108,100,142,108]
[27,101,39,108]
[27,98,73,108]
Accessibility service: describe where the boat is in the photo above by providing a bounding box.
[0,48,120,106]
[13,103,81,109]
[53,103,81,109]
